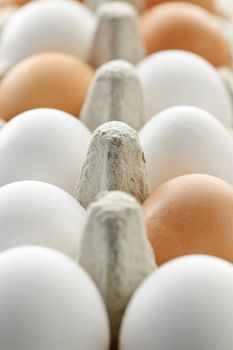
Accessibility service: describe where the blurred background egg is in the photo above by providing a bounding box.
[0,0,95,71]
[0,53,94,121]
[139,106,233,189]
[0,0,217,11]
[0,181,86,258]
[145,0,217,11]
[120,255,233,350]
[0,246,110,350]
[137,50,233,124]
[140,2,230,67]
[143,174,233,265]
[0,0,29,5]
[0,108,91,194]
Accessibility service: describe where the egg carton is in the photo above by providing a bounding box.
[0,0,232,121]
[0,1,232,350]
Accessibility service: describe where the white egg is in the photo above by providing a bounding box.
[0,246,110,350]
[0,108,91,194]
[139,106,233,190]
[137,50,233,127]
[0,0,96,72]
[120,255,233,350]
[0,181,85,258]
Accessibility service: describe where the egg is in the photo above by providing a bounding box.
[145,0,216,12]
[140,2,230,67]
[0,53,94,121]
[137,50,233,124]
[0,246,110,350]
[0,108,91,193]
[0,0,95,71]
[143,174,233,265]
[139,106,233,189]
[120,255,233,350]
[0,181,86,258]
[0,0,28,5]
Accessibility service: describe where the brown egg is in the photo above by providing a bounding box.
[145,0,216,12]
[143,174,233,265]
[140,2,230,67]
[0,53,94,121]
[0,0,29,5]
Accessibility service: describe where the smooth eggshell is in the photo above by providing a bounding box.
[0,181,86,258]
[137,50,233,125]
[140,2,230,67]
[139,106,233,189]
[0,246,110,350]
[0,53,94,121]
[0,108,91,194]
[120,255,233,350]
[0,0,95,69]
[145,0,216,12]
[0,0,29,5]
[143,174,233,265]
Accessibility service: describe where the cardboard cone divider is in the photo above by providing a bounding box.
[0,118,5,128]
[89,1,145,68]
[86,0,145,13]
[80,59,146,131]
[219,66,233,101]
[218,66,233,135]
[79,191,156,349]
[74,121,150,209]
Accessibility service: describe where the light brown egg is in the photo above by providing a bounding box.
[0,0,29,5]
[0,53,94,121]
[140,2,230,67]
[145,0,216,12]
[143,174,233,266]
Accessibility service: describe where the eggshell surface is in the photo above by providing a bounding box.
[143,174,233,265]
[0,53,94,121]
[0,246,110,350]
[140,3,230,67]
[0,181,86,258]
[0,108,91,194]
[120,255,233,350]
[137,50,233,125]
[145,0,216,12]
[0,0,28,5]
[0,0,96,68]
[139,106,233,189]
